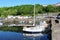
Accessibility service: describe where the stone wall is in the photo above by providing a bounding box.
[52,19,60,40]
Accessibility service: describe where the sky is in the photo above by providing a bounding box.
[0,0,60,7]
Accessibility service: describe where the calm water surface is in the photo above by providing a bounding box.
[0,31,49,40]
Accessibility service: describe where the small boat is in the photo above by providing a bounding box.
[23,5,48,33]
[23,20,48,33]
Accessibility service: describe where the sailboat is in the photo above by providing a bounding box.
[23,5,48,33]
[23,20,48,33]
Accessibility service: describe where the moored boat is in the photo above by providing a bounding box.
[23,20,48,33]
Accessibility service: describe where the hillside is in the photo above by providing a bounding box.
[0,4,60,17]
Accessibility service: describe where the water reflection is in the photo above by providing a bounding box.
[0,31,49,40]
[23,33,49,40]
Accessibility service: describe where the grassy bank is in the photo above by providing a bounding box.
[0,26,23,32]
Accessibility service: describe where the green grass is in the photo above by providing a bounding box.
[0,26,23,32]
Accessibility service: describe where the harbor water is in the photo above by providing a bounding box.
[0,31,49,40]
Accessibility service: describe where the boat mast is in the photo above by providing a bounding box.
[34,4,35,26]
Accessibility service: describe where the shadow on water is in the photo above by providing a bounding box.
[23,28,52,40]
[23,30,52,40]
[23,33,49,40]
[46,19,52,40]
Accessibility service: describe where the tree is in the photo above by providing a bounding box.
[35,4,44,14]
[56,6,60,12]
[46,5,57,12]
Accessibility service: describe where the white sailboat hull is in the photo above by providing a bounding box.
[23,26,47,33]
[23,21,48,33]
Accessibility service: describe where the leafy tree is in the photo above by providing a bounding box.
[35,4,44,14]
[46,5,57,12]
